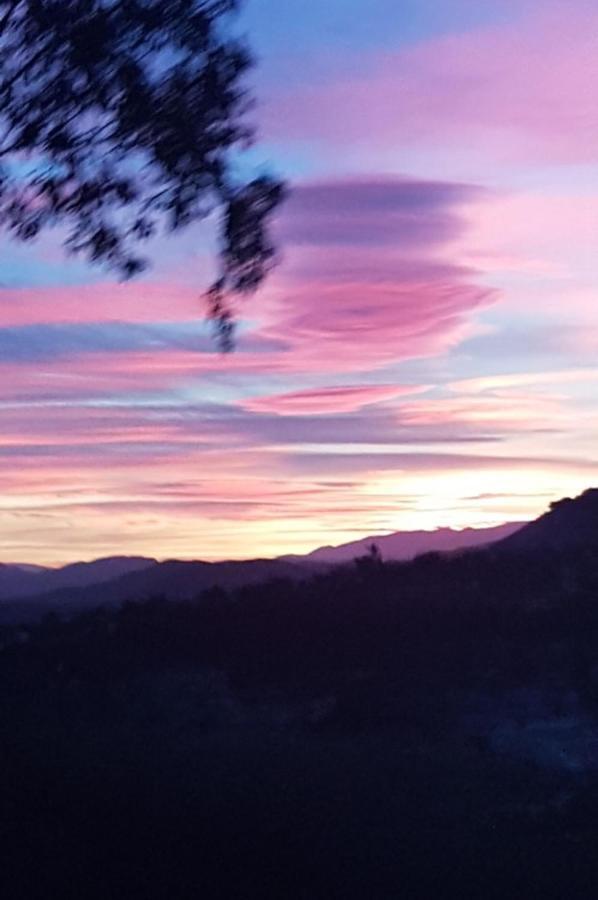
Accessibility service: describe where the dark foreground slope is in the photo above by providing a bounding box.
[2,492,598,899]
[498,488,598,553]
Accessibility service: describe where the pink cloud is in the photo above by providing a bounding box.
[240,383,426,415]
[263,4,598,164]
[456,191,598,319]
[259,279,491,372]
[449,369,598,395]
[252,177,494,371]
[0,281,203,328]
[396,393,568,434]
[0,177,493,383]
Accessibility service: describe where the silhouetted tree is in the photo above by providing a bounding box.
[0,0,284,347]
[354,542,383,575]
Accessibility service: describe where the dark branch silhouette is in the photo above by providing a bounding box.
[0,0,285,347]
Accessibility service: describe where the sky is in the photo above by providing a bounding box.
[1,0,598,564]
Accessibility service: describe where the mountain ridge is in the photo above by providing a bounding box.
[283,521,526,564]
[0,520,529,625]
[14,492,598,625]
[0,556,157,600]
[0,521,528,604]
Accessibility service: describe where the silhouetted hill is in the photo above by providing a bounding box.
[285,521,525,564]
[0,557,311,624]
[0,556,157,601]
[497,488,598,554]
[47,555,158,590]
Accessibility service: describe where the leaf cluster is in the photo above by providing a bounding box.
[0,0,284,345]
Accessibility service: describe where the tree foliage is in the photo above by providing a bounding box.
[0,0,284,346]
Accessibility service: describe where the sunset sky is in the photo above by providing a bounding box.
[2,0,597,564]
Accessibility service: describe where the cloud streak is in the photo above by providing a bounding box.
[239,384,425,415]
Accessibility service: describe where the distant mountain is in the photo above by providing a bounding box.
[497,488,598,554]
[284,522,526,565]
[0,564,42,599]
[0,556,157,601]
[0,558,310,625]
[44,556,158,591]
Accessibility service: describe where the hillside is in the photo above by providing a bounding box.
[497,487,598,553]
